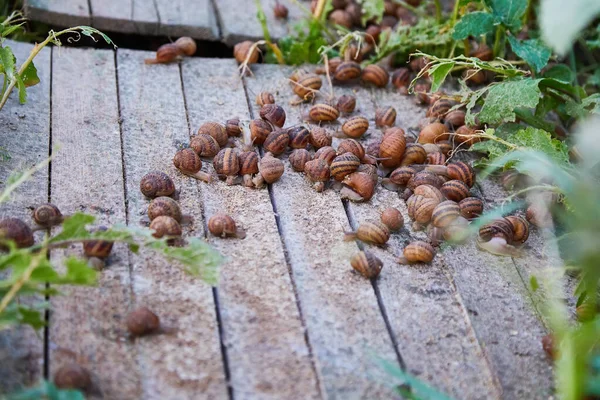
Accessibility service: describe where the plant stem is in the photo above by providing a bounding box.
[434,0,442,23]
[450,0,460,26]
[254,0,285,64]
[0,247,45,316]
[314,0,327,19]
[393,1,427,18]
[493,25,504,58]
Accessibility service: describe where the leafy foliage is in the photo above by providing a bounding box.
[357,0,385,26]
[484,0,528,31]
[452,12,495,40]
[276,19,331,65]
[507,36,551,73]
[5,380,84,400]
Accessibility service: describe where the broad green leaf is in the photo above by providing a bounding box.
[62,257,97,285]
[6,381,85,400]
[21,62,40,87]
[543,64,574,83]
[17,306,46,330]
[50,213,95,243]
[507,36,551,73]
[540,0,600,56]
[358,0,385,26]
[0,45,16,80]
[484,0,528,31]
[452,12,496,40]
[565,94,600,120]
[477,79,542,124]
[15,74,26,104]
[429,62,454,92]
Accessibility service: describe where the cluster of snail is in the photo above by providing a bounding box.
[144,36,197,65]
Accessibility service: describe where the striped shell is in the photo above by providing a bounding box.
[263,129,290,155]
[454,125,481,146]
[287,126,310,149]
[208,214,242,238]
[401,241,435,263]
[381,208,404,231]
[436,141,453,156]
[198,122,228,147]
[440,180,470,202]
[348,221,390,245]
[337,139,365,160]
[407,171,443,190]
[400,143,427,166]
[351,251,383,279]
[289,149,312,172]
[315,146,337,165]
[447,162,475,187]
[389,166,417,185]
[83,227,114,258]
[334,61,361,81]
[238,151,259,175]
[427,151,446,165]
[305,158,331,182]
[148,197,182,222]
[258,155,285,183]
[260,104,286,128]
[342,172,376,202]
[309,127,332,149]
[375,106,397,127]
[479,218,514,243]
[458,197,483,220]
[413,185,444,203]
[418,123,450,144]
[294,73,322,99]
[140,171,175,198]
[225,118,241,137]
[431,200,461,228]
[427,98,455,119]
[256,91,275,106]
[213,148,240,176]
[379,131,406,168]
[391,68,411,90]
[33,203,63,227]
[505,215,529,244]
[190,134,220,158]
[337,95,356,113]
[444,110,465,128]
[250,119,273,145]
[362,64,389,87]
[407,194,439,224]
[330,153,360,181]
[342,116,369,138]
[0,218,34,248]
[309,104,339,122]
[173,149,203,176]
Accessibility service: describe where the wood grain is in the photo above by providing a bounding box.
[90,0,159,36]
[154,0,219,40]
[24,0,90,27]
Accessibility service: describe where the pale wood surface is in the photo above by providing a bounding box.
[24,0,90,27]
[90,0,159,36]
[154,0,219,39]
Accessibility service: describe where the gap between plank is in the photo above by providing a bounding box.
[208,0,224,41]
[86,0,94,26]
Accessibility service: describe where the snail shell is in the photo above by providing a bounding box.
[357,163,377,178]
[399,144,427,167]
[309,127,332,149]
[289,68,310,83]
[309,104,339,122]
[140,171,175,198]
[471,44,493,61]
[344,221,390,245]
[399,241,435,264]
[413,81,433,104]
[150,216,182,239]
[440,180,470,202]
[447,162,475,187]
[250,119,273,145]
[83,227,114,259]
[173,148,206,178]
[436,141,453,156]
[287,126,310,149]
[391,68,411,91]
[342,116,369,138]
[234,40,259,64]
[294,73,322,100]
[375,106,397,128]
[431,200,461,228]
[33,203,63,227]
[238,151,259,175]
[381,207,404,231]
[505,215,529,244]
[479,218,514,244]
[365,24,381,44]
[0,218,34,248]
[427,98,455,119]
[175,36,197,56]
[329,9,353,28]
[260,104,286,128]
[256,91,275,106]
[407,171,443,190]
[444,110,465,128]
[315,146,337,165]
[458,197,483,220]
[350,251,383,279]
[414,184,444,202]
[337,139,365,161]
[148,197,182,222]
[263,129,290,155]
[289,149,313,172]
[407,194,439,224]
[198,122,228,147]
[389,166,417,185]
[145,43,180,64]
[334,61,361,81]
[53,363,92,391]
[213,148,240,183]
[256,154,285,185]
[362,64,389,87]
[304,158,330,192]
[208,214,246,238]
[409,56,429,73]
[190,134,220,158]
[454,125,481,146]
[379,130,406,168]
[427,151,446,165]
[225,118,242,137]
[126,307,160,337]
[274,2,289,18]
[418,122,450,144]
[337,94,356,113]
[330,153,360,181]
[341,172,376,202]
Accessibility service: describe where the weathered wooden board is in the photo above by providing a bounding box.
[0,41,50,395]
[216,0,304,45]
[90,0,159,36]
[117,49,228,399]
[181,57,321,399]
[245,64,400,398]
[154,0,219,40]
[24,0,90,27]
[49,47,141,398]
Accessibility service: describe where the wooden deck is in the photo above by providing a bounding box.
[23,0,303,43]
[0,40,560,399]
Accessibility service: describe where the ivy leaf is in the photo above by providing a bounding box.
[17,306,46,330]
[452,12,496,40]
[477,79,542,124]
[358,0,385,26]
[507,36,551,73]
[21,62,40,87]
[543,64,574,83]
[485,0,528,31]
[429,62,455,93]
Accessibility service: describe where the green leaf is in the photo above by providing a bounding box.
[0,45,16,80]
[540,0,600,56]
[452,12,496,40]
[429,62,455,93]
[77,26,117,48]
[485,0,528,31]
[17,306,46,330]
[543,64,574,83]
[507,36,551,73]
[50,213,95,243]
[358,0,385,26]
[477,79,542,124]
[16,74,26,104]
[62,257,98,285]
[530,275,539,292]
[21,62,40,87]
[565,94,600,119]
[6,381,85,400]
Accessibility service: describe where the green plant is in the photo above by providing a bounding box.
[3,380,84,400]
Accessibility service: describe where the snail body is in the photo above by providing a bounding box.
[198,122,228,147]
[145,43,180,64]
[351,251,383,279]
[33,203,63,227]
[238,151,260,187]
[150,216,182,240]
[0,218,34,249]
[253,154,285,188]
[127,307,160,337]
[208,214,246,239]
[173,149,212,183]
[341,172,376,202]
[344,221,390,246]
[398,241,435,264]
[140,171,175,198]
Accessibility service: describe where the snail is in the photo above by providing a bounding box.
[253,153,285,188]
[447,162,475,187]
[250,119,273,146]
[477,218,523,257]
[225,118,242,137]
[397,241,435,264]
[413,81,433,105]
[173,149,213,183]
[375,106,397,127]
[174,36,197,56]
[418,123,450,144]
[256,91,275,106]
[444,110,466,129]
[33,203,64,228]
[314,146,337,165]
[407,194,439,226]
[190,134,220,158]
[427,225,444,247]
[365,25,381,45]
[330,153,360,181]
[304,158,330,192]
[391,68,411,94]
[234,41,259,64]
[458,197,483,220]
[309,127,332,149]
[287,126,310,149]
[126,307,160,337]
[431,200,461,228]
[289,149,312,172]
[238,151,259,187]
[505,215,529,245]
[381,207,404,231]
[541,334,556,360]
[337,94,356,113]
[350,251,383,279]
[83,226,114,260]
[471,43,493,61]
[407,171,443,190]
[149,216,182,243]
[409,56,429,73]
[526,203,552,228]
[334,61,361,81]
[442,216,470,244]
[260,104,286,128]
[344,221,390,246]
[140,171,175,198]
[337,139,365,160]
[388,166,417,186]
[454,125,481,146]
[427,98,456,119]
[361,64,389,87]
[213,148,240,185]
[341,116,369,138]
[274,1,289,19]
[208,214,246,239]
[329,9,353,28]
[414,184,444,202]
[379,129,406,168]
[0,218,34,249]
[54,363,92,391]
[198,122,228,147]
[147,197,183,222]
[436,141,453,156]
[289,68,310,83]
[427,152,445,165]
[309,104,339,122]
[293,73,322,100]
[440,180,470,202]
[144,43,180,64]
[341,172,377,202]
[263,129,290,155]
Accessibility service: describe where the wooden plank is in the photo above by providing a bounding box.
[245,64,399,398]
[0,41,50,394]
[49,47,141,398]
[337,85,501,399]
[154,0,219,40]
[181,57,320,399]
[24,0,90,27]
[90,0,159,36]
[117,49,227,399]
[216,0,304,45]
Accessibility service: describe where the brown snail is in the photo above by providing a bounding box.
[225,118,242,137]
[140,171,176,198]
[392,68,411,93]
[33,203,64,227]
[407,194,439,226]
[250,119,273,146]
[198,122,228,147]
[334,61,361,81]
[344,221,390,246]
[341,172,376,202]
[213,148,240,185]
[289,149,312,172]
[174,36,197,56]
[83,227,114,259]
[329,9,353,28]
[342,116,369,138]
[256,91,275,106]
[149,216,182,241]
[526,203,552,228]
[173,149,213,183]
[238,151,260,187]
[440,180,470,202]
[309,104,339,122]
[126,307,161,337]
[273,1,289,19]
[190,134,220,158]
[505,215,529,245]
[436,141,453,157]
[427,98,455,119]
[407,171,443,190]
[350,251,383,279]
[381,207,404,231]
[337,94,356,113]
[379,129,406,168]
[260,104,286,128]
[314,146,337,165]
[287,126,310,149]
[145,43,180,64]
[427,152,445,165]
[263,129,290,155]
[397,241,435,264]
[148,197,183,222]
[253,153,285,188]
[454,125,481,146]
[375,106,397,128]
[234,41,259,64]
[418,123,449,144]
[293,73,322,100]
[447,162,475,188]
[388,166,417,186]
[0,218,34,249]
[309,127,332,149]
[444,110,466,128]
[458,197,483,220]
[53,363,92,391]
[431,200,461,228]
[477,218,522,256]
[362,64,389,87]
[330,153,360,181]
[208,214,246,239]
[337,139,365,160]
[414,185,444,202]
[304,158,331,192]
